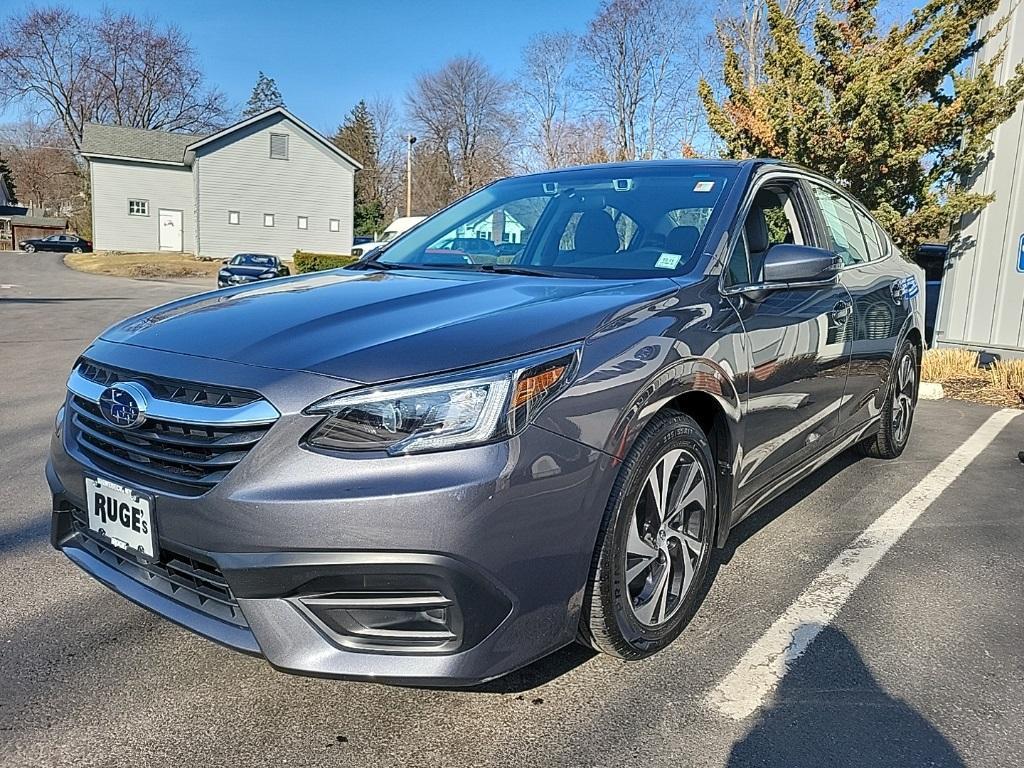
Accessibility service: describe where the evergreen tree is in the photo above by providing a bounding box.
[0,151,16,202]
[333,100,385,235]
[242,72,285,118]
[699,0,1024,252]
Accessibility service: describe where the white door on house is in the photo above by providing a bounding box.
[158,209,183,251]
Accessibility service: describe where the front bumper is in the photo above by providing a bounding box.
[48,341,618,685]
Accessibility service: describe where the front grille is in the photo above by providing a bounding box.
[67,362,277,496]
[77,359,260,407]
[72,509,246,627]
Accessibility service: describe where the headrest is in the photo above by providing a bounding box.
[745,208,770,253]
[574,210,619,254]
[665,225,700,256]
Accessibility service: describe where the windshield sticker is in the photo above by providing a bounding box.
[693,181,715,192]
[655,253,683,269]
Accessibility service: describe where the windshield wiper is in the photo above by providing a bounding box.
[474,264,567,278]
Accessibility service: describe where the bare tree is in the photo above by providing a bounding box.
[406,56,518,207]
[713,0,821,89]
[0,120,82,214]
[0,6,228,150]
[366,96,405,218]
[517,31,580,169]
[579,0,702,161]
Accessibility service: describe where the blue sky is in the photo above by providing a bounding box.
[10,0,607,133]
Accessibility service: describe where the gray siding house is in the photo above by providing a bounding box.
[80,107,360,259]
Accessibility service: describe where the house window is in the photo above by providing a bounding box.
[228,210,240,225]
[270,133,289,160]
[264,213,275,227]
[329,218,340,232]
[297,216,308,230]
[128,199,149,216]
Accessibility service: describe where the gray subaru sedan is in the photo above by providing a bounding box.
[47,159,923,685]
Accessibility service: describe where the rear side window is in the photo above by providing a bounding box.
[856,209,886,261]
[810,185,869,266]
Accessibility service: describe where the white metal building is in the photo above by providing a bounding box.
[935,0,1024,358]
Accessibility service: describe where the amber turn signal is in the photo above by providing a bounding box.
[511,365,567,408]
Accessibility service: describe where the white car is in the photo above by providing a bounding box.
[351,216,425,259]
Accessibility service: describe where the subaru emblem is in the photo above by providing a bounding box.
[98,382,149,429]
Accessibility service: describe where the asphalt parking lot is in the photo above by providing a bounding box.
[2,251,1023,768]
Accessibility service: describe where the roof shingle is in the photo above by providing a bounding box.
[80,123,207,164]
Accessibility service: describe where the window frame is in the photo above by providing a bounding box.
[263,213,275,228]
[719,173,820,291]
[328,218,340,233]
[228,210,240,226]
[128,199,149,217]
[297,215,308,230]
[269,133,289,160]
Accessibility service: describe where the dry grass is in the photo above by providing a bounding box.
[65,251,222,280]
[921,348,1024,409]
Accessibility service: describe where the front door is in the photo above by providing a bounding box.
[723,178,853,499]
[159,209,183,252]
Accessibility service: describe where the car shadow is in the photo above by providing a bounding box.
[727,625,965,767]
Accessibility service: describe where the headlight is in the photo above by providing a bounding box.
[304,346,581,455]
[218,269,230,277]
[351,247,364,258]
[258,271,275,279]
[55,404,66,436]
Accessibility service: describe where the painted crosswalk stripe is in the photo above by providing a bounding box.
[707,408,1021,721]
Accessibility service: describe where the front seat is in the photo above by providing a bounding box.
[560,210,620,264]
[745,207,771,282]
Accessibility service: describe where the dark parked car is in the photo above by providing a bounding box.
[352,235,374,246]
[48,159,923,686]
[20,234,92,253]
[217,253,289,287]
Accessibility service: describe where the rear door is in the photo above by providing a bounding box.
[723,175,853,497]
[805,183,908,432]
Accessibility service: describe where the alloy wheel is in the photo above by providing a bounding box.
[624,448,709,627]
[892,352,915,445]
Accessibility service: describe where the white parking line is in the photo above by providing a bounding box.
[707,408,1021,721]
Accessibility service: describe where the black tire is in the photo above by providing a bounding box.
[23,244,35,253]
[579,410,717,659]
[855,339,919,459]
[71,246,83,253]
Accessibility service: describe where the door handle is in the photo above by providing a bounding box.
[830,299,852,323]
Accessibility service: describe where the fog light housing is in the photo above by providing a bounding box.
[294,591,461,653]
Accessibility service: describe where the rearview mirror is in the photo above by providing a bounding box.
[761,244,839,284]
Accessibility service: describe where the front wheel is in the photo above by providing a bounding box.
[579,410,717,659]
[71,246,83,253]
[855,340,918,459]
[23,244,35,253]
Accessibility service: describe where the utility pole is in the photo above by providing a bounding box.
[405,135,417,217]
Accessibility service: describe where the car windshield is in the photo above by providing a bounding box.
[381,230,401,242]
[231,254,275,267]
[373,164,737,277]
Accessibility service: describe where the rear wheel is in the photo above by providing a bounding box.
[579,411,716,659]
[855,340,918,459]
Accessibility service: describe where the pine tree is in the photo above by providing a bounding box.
[333,101,385,235]
[0,151,16,202]
[242,72,285,118]
[699,0,1024,252]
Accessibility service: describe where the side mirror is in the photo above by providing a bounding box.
[761,244,839,284]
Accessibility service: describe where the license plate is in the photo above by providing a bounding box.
[85,476,157,559]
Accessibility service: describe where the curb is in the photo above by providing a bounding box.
[919,382,945,400]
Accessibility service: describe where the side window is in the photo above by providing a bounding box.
[740,181,807,282]
[725,231,750,286]
[856,209,884,261]
[810,185,869,265]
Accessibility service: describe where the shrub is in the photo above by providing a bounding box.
[920,348,981,382]
[293,250,358,273]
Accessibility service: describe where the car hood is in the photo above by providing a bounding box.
[100,269,676,383]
